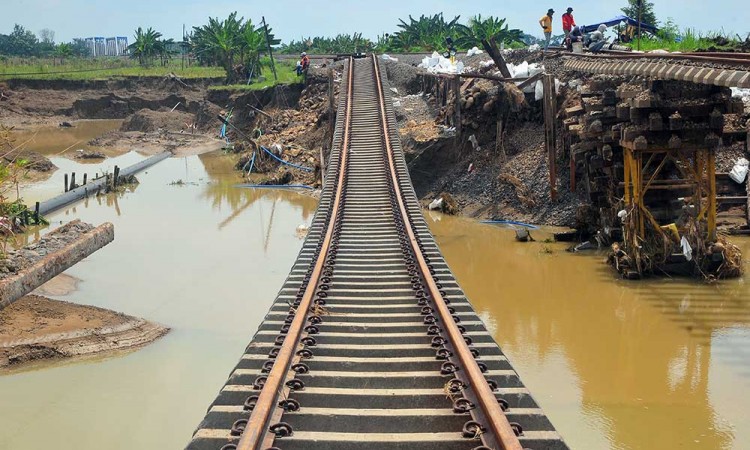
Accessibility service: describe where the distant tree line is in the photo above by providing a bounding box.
[279,14,525,54]
[0,24,88,58]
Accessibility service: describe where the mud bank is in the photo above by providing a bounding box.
[0,294,169,370]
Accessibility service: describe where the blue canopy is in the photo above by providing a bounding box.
[580,15,658,34]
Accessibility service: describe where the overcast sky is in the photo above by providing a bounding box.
[1,0,746,43]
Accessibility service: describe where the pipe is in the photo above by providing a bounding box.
[260,146,313,172]
[38,151,171,216]
[0,220,114,310]
[481,220,540,229]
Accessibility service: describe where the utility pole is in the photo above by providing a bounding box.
[637,0,643,51]
[182,24,186,70]
[262,16,278,81]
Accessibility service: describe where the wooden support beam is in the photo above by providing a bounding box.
[453,74,461,137]
[496,117,506,162]
[516,72,543,91]
[542,74,557,201]
[707,150,717,240]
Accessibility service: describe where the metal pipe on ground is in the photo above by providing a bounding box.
[37,151,171,216]
[0,220,114,310]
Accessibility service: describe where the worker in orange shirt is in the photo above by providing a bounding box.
[539,9,554,51]
[562,7,576,39]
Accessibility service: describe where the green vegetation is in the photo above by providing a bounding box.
[281,34,375,55]
[0,24,88,58]
[0,58,224,80]
[622,0,658,27]
[191,12,280,83]
[390,14,463,52]
[279,14,524,55]
[128,27,175,66]
[0,126,39,245]
[625,18,750,52]
[207,59,301,91]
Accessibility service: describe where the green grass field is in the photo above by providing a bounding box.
[0,57,224,80]
[208,60,302,91]
[626,29,744,53]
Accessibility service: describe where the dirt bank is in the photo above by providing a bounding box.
[0,294,168,370]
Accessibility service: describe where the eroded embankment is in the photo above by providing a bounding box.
[0,294,168,370]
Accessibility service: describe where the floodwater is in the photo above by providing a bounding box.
[429,213,750,450]
[1,122,749,449]
[11,119,123,156]
[1,123,318,449]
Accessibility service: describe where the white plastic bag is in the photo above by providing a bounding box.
[729,158,749,183]
[681,236,693,261]
[428,198,444,210]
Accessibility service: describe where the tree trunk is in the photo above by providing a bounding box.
[481,38,512,78]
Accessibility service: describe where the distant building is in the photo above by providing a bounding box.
[77,36,129,57]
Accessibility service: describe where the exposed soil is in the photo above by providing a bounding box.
[0,294,169,370]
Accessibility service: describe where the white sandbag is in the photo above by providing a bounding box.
[535,80,544,101]
[729,158,749,183]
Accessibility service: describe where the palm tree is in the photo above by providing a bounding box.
[128,27,163,66]
[456,16,524,77]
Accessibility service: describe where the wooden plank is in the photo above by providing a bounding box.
[516,72,543,90]
[564,105,584,117]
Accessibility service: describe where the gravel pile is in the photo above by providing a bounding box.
[383,60,422,95]
[0,221,95,279]
[419,123,584,227]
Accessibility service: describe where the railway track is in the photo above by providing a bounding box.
[187,55,567,450]
[552,48,750,66]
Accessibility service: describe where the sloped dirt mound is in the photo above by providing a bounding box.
[120,109,194,133]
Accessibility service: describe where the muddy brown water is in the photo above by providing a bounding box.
[0,122,748,449]
[11,119,123,156]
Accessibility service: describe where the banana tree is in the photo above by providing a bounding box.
[192,13,243,81]
[128,27,164,66]
[391,14,461,52]
[456,15,524,77]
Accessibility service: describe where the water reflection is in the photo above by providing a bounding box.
[428,215,750,450]
[0,150,319,450]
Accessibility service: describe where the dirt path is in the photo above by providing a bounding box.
[0,295,169,370]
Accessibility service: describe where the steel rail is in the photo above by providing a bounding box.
[560,49,750,66]
[372,54,524,450]
[235,56,354,450]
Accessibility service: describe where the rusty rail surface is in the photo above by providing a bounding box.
[557,48,750,67]
[372,55,523,450]
[187,55,567,450]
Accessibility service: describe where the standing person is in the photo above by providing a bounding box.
[539,9,554,51]
[562,7,576,39]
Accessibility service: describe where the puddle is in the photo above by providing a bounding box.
[428,213,750,450]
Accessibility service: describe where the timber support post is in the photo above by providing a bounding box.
[453,74,461,137]
[543,73,558,201]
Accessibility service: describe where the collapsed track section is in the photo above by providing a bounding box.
[187,56,568,450]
